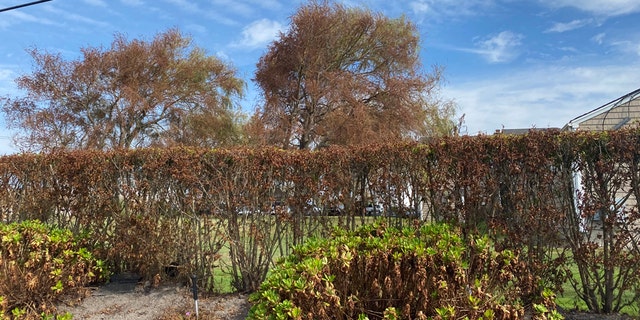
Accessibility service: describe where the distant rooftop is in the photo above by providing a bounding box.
[494,128,560,135]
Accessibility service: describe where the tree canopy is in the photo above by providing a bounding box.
[1,29,245,152]
[251,0,456,150]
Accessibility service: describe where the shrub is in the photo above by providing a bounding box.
[248,222,559,320]
[0,220,108,318]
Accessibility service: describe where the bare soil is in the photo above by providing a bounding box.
[56,273,251,320]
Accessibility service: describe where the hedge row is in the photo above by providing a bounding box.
[0,130,638,310]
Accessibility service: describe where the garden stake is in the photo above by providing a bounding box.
[191,274,199,319]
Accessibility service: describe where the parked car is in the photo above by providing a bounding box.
[365,203,384,216]
[270,201,291,216]
[326,203,345,216]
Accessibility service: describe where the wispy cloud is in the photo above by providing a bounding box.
[43,6,110,29]
[247,0,282,11]
[538,0,640,17]
[468,31,524,63]
[0,10,59,29]
[83,0,107,7]
[610,40,640,57]
[0,66,24,152]
[445,63,640,134]
[589,30,640,57]
[0,65,21,101]
[210,0,254,18]
[410,1,431,14]
[231,19,283,50]
[184,23,207,34]
[545,19,592,33]
[0,65,17,154]
[591,33,606,45]
[163,0,199,12]
[558,46,579,53]
[409,0,495,19]
[0,67,17,92]
[162,0,238,26]
[120,0,144,6]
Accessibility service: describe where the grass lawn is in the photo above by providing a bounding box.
[554,254,638,317]
[201,215,401,293]
[557,282,638,317]
[196,216,640,319]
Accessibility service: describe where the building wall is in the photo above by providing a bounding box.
[575,96,640,233]
[577,98,640,131]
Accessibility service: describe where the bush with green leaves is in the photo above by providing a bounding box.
[0,220,108,318]
[248,222,560,320]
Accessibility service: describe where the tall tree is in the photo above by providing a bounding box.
[1,29,244,152]
[251,0,455,150]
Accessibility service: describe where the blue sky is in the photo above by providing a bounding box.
[1,0,640,153]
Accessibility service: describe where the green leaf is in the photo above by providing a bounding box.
[51,280,64,293]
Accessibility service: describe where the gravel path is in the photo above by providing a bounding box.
[56,274,251,320]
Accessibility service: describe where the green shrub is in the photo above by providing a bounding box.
[248,222,559,320]
[0,220,108,318]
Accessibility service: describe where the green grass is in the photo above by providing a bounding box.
[195,216,640,318]
[556,281,638,317]
[556,283,587,311]
[554,255,639,317]
[200,215,393,293]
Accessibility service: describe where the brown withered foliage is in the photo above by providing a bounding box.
[251,0,455,150]
[558,130,640,314]
[0,130,638,314]
[1,28,244,152]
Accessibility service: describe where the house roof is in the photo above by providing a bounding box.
[564,87,640,131]
[494,128,560,135]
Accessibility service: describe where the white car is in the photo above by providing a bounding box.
[365,203,384,216]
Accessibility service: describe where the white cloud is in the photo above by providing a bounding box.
[185,23,207,34]
[610,40,640,57]
[120,0,144,6]
[410,1,431,15]
[164,0,199,12]
[83,0,107,7]
[232,19,283,49]
[409,0,494,17]
[0,10,59,29]
[557,46,578,53]
[591,33,606,45]
[0,65,20,154]
[545,19,592,33]
[215,51,230,61]
[0,67,17,93]
[444,63,640,135]
[210,0,254,17]
[41,6,110,29]
[472,31,524,63]
[247,0,283,11]
[162,0,238,26]
[538,0,640,17]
